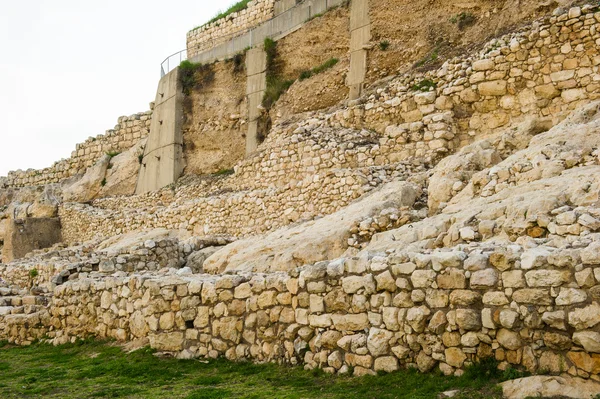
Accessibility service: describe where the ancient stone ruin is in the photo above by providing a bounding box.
[3,0,600,394]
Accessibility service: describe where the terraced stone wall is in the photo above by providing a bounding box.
[5,238,600,379]
[186,0,276,60]
[0,112,152,189]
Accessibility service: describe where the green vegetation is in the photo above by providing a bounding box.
[415,46,440,68]
[213,168,235,177]
[379,40,390,51]
[194,0,252,30]
[298,58,339,81]
[307,12,324,22]
[263,38,295,109]
[0,341,518,399]
[232,52,245,73]
[179,60,215,96]
[100,178,107,187]
[138,154,144,164]
[106,151,121,158]
[28,269,39,279]
[450,12,477,30]
[411,78,437,92]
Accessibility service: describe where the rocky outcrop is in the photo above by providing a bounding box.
[62,155,111,203]
[501,376,600,399]
[203,180,418,274]
[99,138,146,198]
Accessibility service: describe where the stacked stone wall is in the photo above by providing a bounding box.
[0,111,152,189]
[59,164,418,243]
[58,6,600,245]
[5,237,600,379]
[186,0,276,60]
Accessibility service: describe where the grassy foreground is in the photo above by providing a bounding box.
[0,340,506,399]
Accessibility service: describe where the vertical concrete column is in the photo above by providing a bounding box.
[246,47,268,155]
[136,68,184,194]
[348,0,371,100]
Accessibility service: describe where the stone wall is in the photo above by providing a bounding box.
[5,236,600,379]
[0,112,152,189]
[186,0,276,60]
[333,5,600,155]
[56,6,600,245]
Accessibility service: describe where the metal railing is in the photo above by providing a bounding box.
[159,0,343,76]
[160,49,188,77]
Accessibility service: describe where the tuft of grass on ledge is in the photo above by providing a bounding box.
[193,0,252,31]
[0,341,521,399]
[298,58,339,81]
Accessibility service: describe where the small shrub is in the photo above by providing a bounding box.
[379,40,390,51]
[232,53,245,73]
[29,269,39,279]
[463,357,502,382]
[450,12,477,30]
[138,154,144,164]
[502,366,529,381]
[411,78,437,92]
[179,60,215,96]
[101,178,107,187]
[106,151,120,158]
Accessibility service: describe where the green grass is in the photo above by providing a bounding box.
[0,340,513,399]
[194,0,252,30]
[411,78,437,92]
[179,60,215,96]
[298,58,339,81]
[262,38,295,109]
[106,151,121,158]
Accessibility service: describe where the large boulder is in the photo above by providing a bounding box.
[99,139,146,198]
[501,376,600,399]
[62,155,111,203]
[203,181,418,274]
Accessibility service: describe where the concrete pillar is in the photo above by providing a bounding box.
[348,0,371,100]
[136,68,184,194]
[246,47,268,155]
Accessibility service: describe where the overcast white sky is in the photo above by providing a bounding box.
[0,0,228,176]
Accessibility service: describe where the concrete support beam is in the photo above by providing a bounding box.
[136,68,184,194]
[2,218,62,263]
[348,0,371,100]
[274,0,297,16]
[246,47,267,155]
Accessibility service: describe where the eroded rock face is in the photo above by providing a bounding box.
[501,376,600,399]
[62,155,111,203]
[99,139,146,198]
[203,181,418,274]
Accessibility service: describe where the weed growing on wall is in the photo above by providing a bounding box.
[298,58,339,81]
[179,60,216,96]
[379,40,390,51]
[262,38,295,109]
[106,151,121,158]
[411,79,437,92]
